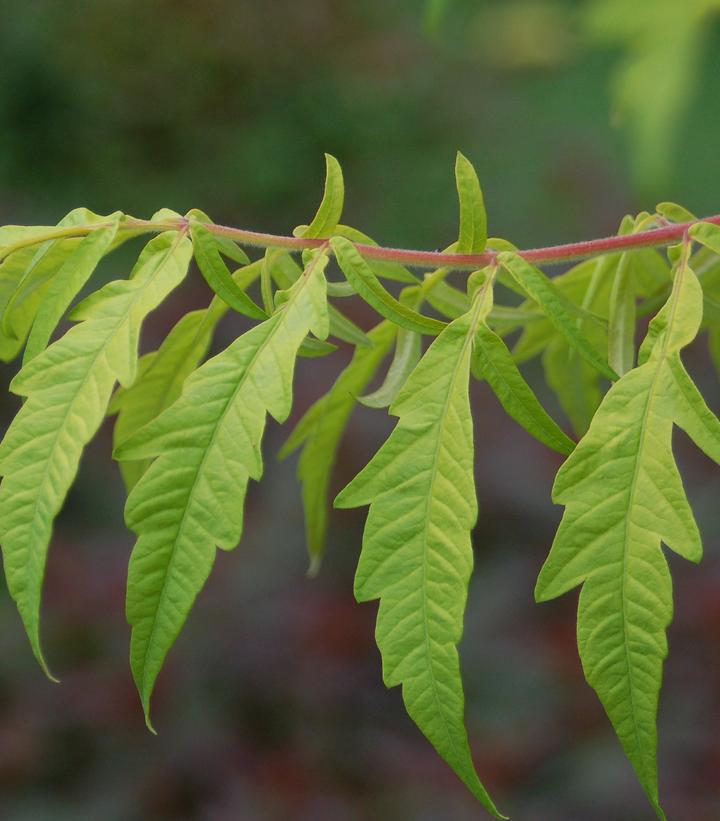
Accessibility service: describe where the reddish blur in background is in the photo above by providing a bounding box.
[0,2,719,819]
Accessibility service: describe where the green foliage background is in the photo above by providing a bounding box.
[0,2,719,820]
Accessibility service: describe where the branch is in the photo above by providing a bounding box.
[133,213,720,269]
[5,214,720,272]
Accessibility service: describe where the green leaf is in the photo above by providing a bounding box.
[472,325,575,456]
[542,337,603,437]
[424,278,470,319]
[0,247,70,361]
[111,260,264,492]
[265,247,371,347]
[0,210,126,362]
[326,279,356,297]
[297,337,338,358]
[2,211,110,333]
[295,153,344,239]
[454,152,487,253]
[332,225,418,284]
[584,0,708,190]
[334,294,504,818]
[111,312,216,491]
[655,202,696,223]
[331,236,446,335]
[535,245,719,820]
[114,250,329,728]
[360,289,423,408]
[0,231,192,675]
[0,222,96,260]
[607,219,638,377]
[23,218,122,364]
[690,221,720,255]
[260,250,276,315]
[513,219,667,435]
[189,220,266,320]
[185,209,250,265]
[499,251,618,380]
[327,306,372,347]
[280,322,396,571]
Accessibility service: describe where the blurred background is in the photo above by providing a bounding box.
[0,1,719,819]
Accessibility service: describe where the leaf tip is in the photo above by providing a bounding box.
[306,555,322,579]
[140,694,158,735]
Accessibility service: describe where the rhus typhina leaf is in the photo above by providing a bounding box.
[114,250,329,728]
[536,242,720,820]
[0,230,193,675]
[335,281,505,819]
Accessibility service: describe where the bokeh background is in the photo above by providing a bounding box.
[1,1,719,819]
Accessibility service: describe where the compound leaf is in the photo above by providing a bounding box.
[114,250,329,727]
[334,293,504,818]
[535,245,719,819]
[0,230,192,675]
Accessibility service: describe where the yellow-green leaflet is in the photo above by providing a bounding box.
[331,236,447,335]
[114,251,329,728]
[500,251,618,381]
[2,210,104,334]
[190,220,266,320]
[265,247,371,348]
[111,259,264,489]
[0,230,193,676]
[690,221,720,256]
[294,153,344,238]
[23,216,122,364]
[359,289,422,409]
[0,209,123,361]
[535,245,720,820]
[185,208,251,265]
[111,311,217,491]
[280,322,396,572]
[656,202,696,223]
[454,151,487,253]
[334,289,505,819]
[332,224,418,283]
[607,215,640,377]
[470,292,575,455]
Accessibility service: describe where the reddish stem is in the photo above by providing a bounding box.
[201,214,720,271]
